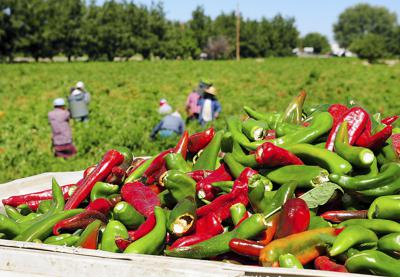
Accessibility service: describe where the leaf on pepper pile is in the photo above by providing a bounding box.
[299,182,343,209]
[121,182,160,217]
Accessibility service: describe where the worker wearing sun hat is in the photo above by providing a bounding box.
[198,85,221,126]
[48,98,77,158]
[185,80,212,124]
[68,81,91,122]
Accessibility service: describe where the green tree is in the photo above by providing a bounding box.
[240,19,260,58]
[302,32,330,54]
[267,15,299,56]
[188,6,211,53]
[334,4,397,49]
[350,33,387,63]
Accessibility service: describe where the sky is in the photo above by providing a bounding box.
[96,0,400,43]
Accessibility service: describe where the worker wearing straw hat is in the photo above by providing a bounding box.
[198,85,221,126]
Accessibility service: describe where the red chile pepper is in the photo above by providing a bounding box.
[187,170,212,182]
[127,212,156,241]
[175,131,189,160]
[320,210,368,223]
[126,159,146,177]
[2,184,75,207]
[326,107,369,151]
[105,166,126,184]
[196,168,252,220]
[275,198,310,239]
[86,198,113,215]
[356,125,393,151]
[169,213,224,249]
[53,210,108,235]
[255,142,303,167]
[143,149,173,185]
[263,130,276,140]
[83,165,96,178]
[196,164,232,201]
[328,104,349,126]
[382,115,399,126]
[115,237,132,251]
[188,127,215,154]
[65,150,125,210]
[314,256,348,273]
[229,238,264,258]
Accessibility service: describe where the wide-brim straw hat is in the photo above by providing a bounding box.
[204,86,217,95]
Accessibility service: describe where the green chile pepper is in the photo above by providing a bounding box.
[230,203,247,226]
[263,182,297,215]
[211,181,234,193]
[278,253,304,269]
[244,112,333,150]
[44,234,80,246]
[14,209,84,242]
[124,157,155,184]
[162,170,196,202]
[101,220,129,253]
[339,219,400,234]
[275,123,305,137]
[0,214,21,238]
[330,162,400,191]
[193,130,223,171]
[165,153,191,172]
[368,195,400,220]
[329,225,378,256]
[334,122,375,168]
[124,206,166,255]
[267,165,329,188]
[377,233,400,253]
[345,250,400,276]
[223,153,246,179]
[308,216,332,230]
[158,190,176,207]
[37,200,52,214]
[74,219,102,248]
[243,106,282,129]
[287,144,352,175]
[165,213,267,259]
[113,201,145,229]
[90,182,119,202]
[242,118,268,141]
[4,205,24,221]
[167,197,196,237]
[221,131,234,153]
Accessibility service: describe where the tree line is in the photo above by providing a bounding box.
[0,1,399,62]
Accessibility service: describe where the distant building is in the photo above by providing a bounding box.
[330,43,355,57]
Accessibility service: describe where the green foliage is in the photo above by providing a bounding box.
[301,33,331,54]
[334,3,397,49]
[350,34,387,63]
[0,58,399,183]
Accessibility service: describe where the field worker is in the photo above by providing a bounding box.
[198,86,221,126]
[68,81,90,122]
[150,99,185,139]
[48,98,77,158]
[185,80,212,123]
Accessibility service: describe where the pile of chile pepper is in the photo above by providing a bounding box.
[1,92,400,276]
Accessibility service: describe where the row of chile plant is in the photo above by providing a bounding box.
[1,92,400,276]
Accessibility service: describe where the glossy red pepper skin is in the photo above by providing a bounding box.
[53,210,108,235]
[328,104,349,126]
[188,127,215,154]
[275,198,310,239]
[255,142,303,167]
[83,166,96,178]
[169,213,223,249]
[143,149,173,185]
[2,184,75,207]
[187,170,212,182]
[356,125,393,150]
[105,166,126,184]
[229,238,264,257]
[65,150,125,210]
[175,131,189,160]
[320,210,368,223]
[86,198,113,215]
[382,115,399,126]
[196,164,232,201]
[196,168,252,221]
[115,237,132,251]
[326,107,369,151]
[314,256,348,272]
[127,212,156,241]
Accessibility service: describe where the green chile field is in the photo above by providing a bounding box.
[0,58,399,183]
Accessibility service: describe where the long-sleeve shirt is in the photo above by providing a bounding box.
[48,108,73,146]
[150,112,185,138]
[68,90,90,118]
[185,91,201,115]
